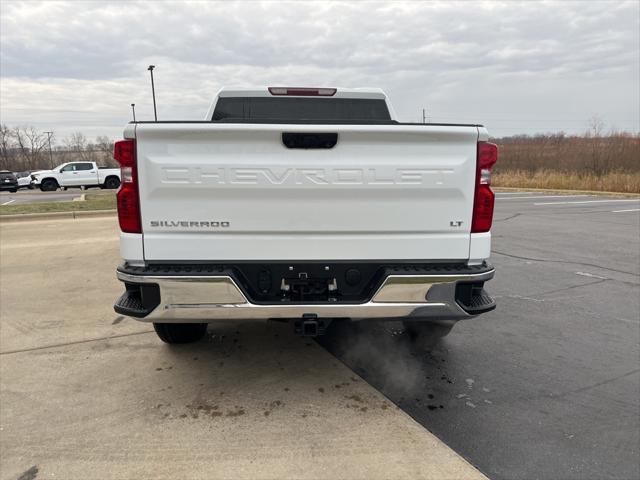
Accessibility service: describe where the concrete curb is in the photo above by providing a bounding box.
[0,209,117,223]
[493,187,640,197]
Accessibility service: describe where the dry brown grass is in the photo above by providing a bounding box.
[493,133,639,174]
[493,170,640,194]
[490,133,640,193]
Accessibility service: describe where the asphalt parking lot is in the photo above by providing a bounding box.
[321,192,640,480]
[0,191,638,480]
[0,189,84,205]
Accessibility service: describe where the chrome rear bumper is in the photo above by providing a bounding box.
[115,265,495,323]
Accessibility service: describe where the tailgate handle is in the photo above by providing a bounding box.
[282,133,337,149]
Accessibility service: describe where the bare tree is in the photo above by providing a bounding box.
[588,115,605,138]
[587,116,606,174]
[42,131,56,168]
[12,126,49,170]
[0,124,14,170]
[95,136,113,154]
[95,136,117,166]
[64,132,90,161]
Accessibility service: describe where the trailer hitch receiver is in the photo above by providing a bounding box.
[294,314,327,337]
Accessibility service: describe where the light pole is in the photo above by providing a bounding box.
[131,103,136,122]
[44,131,53,166]
[148,65,157,121]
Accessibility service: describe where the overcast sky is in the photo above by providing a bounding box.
[1,0,638,141]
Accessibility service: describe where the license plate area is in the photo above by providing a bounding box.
[281,271,337,302]
[233,263,384,304]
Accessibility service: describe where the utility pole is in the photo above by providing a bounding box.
[131,103,136,122]
[147,65,157,121]
[44,131,53,166]
[422,108,427,124]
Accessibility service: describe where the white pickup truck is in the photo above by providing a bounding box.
[113,87,497,344]
[31,161,121,191]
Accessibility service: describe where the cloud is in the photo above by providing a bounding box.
[1,0,638,139]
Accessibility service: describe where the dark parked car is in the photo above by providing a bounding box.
[0,170,18,192]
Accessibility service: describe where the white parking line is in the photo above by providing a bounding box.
[497,195,590,200]
[495,192,536,196]
[612,208,640,213]
[1,199,15,206]
[534,199,640,206]
[575,271,608,280]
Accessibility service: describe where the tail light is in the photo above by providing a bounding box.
[471,141,498,233]
[113,139,141,233]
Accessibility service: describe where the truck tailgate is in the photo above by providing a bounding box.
[134,123,479,261]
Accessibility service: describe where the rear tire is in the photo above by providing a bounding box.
[153,323,208,344]
[9,188,17,193]
[103,176,120,189]
[40,178,58,191]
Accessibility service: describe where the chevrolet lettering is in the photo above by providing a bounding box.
[161,167,455,186]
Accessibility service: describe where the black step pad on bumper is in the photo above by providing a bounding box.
[114,284,160,318]
[455,284,496,314]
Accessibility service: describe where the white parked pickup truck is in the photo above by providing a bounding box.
[113,87,497,344]
[31,161,121,191]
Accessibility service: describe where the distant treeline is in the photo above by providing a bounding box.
[0,125,116,172]
[491,132,639,175]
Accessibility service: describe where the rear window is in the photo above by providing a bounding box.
[212,97,392,124]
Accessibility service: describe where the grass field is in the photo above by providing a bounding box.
[493,170,640,193]
[491,133,639,193]
[0,192,116,215]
